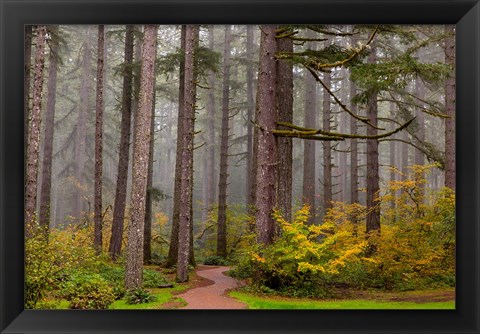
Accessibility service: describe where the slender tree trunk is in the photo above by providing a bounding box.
[275,31,293,223]
[166,25,186,268]
[207,26,217,211]
[144,79,156,264]
[414,76,426,203]
[25,25,47,232]
[444,25,455,190]
[24,25,33,165]
[39,27,59,230]
[94,25,105,253]
[302,68,317,223]
[110,25,134,260]
[302,31,317,224]
[246,25,255,212]
[216,25,232,258]
[389,102,397,212]
[401,129,409,181]
[255,25,277,245]
[366,42,380,236]
[125,25,158,290]
[176,25,198,282]
[201,26,216,225]
[322,46,333,215]
[338,75,348,203]
[350,76,359,206]
[73,32,92,221]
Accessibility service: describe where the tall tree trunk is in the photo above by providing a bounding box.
[216,25,232,258]
[144,79,156,264]
[366,41,380,237]
[39,27,59,230]
[207,25,217,211]
[176,25,198,282]
[24,25,33,167]
[25,25,47,232]
[94,25,105,253]
[389,102,397,212]
[414,76,426,203]
[73,32,92,221]
[338,74,348,203]
[166,25,186,268]
[302,68,317,224]
[275,31,293,223]
[255,25,277,245]
[125,25,158,290]
[302,31,317,224]
[246,25,255,212]
[444,25,455,190]
[350,75,359,207]
[110,25,134,260]
[322,44,333,216]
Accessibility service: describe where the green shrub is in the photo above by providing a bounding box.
[59,273,115,309]
[203,255,229,266]
[125,288,158,304]
[25,225,98,308]
[142,269,168,288]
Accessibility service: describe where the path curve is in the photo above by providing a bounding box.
[178,266,247,309]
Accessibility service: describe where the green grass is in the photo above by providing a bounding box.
[51,285,188,310]
[109,285,187,310]
[229,291,455,310]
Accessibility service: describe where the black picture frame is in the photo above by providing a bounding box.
[1,0,479,333]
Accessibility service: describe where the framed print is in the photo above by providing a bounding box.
[1,0,479,333]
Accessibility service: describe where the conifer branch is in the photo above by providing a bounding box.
[275,117,415,141]
[304,64,385,130]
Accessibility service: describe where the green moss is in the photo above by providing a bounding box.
[229,291,455,310]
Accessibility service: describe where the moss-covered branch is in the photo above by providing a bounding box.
[275,117,415,140]
[309,26,378,70]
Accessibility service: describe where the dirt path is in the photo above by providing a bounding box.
[178,265,247,309]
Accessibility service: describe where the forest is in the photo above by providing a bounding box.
[25,24,455,310]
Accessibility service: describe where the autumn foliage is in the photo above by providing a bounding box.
[242,165,455,295]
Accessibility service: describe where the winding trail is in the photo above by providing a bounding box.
[178,265,247,309]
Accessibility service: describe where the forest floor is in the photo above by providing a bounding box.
[171,265,454,310]
[228,288,455,309]
[176,265,247,309]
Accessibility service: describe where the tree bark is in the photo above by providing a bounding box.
[94,25,105,253]
[350,74,359,207]
[73,31,92,222]
[255,25,278,245]
[176,25,198,282]
[25,25,47,232]
[216,25,232,258]
[39,26,59,230]
[144,78,156,264]
[246,25,255,213]
[166,25,186,268]
[207,26,217,212]
[24,25,33,166]
[125,25,158,290]
[322,42,333,215]
[444,25,455,190]
[365,42,380,236]
[275,31,294,223]
[401,128,409,181]
[302,66,317,224]
[389,102,397,212]
[414,75,426,203]
[110,25,134,260]
[201,26,217,225]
